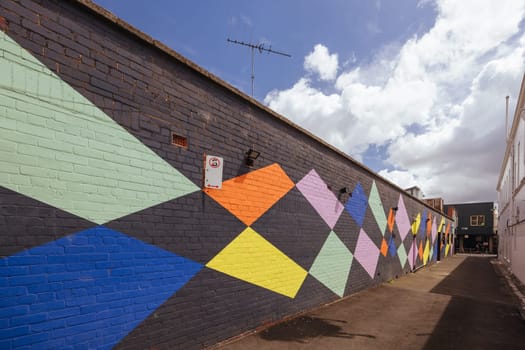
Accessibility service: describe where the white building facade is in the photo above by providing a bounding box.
[497,76,525,286]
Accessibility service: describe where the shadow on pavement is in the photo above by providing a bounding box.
[259,316,376,343]
[422,256,525,350]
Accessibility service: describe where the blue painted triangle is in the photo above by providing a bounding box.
[432,240,439,261]
[388,235,397,257]
[0,226,202,350]
[419,209,427,239]
[344,182,368,227]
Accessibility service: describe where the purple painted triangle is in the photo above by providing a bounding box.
[296,169,344,229]
[353,229,380,279]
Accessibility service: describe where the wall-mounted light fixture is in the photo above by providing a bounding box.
[245,149,260,167]
[392,206,399,211]
[339,186,351,195]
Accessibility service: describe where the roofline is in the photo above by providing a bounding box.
[73,0,452,219]
[444,201,495,206]
[496,72,525,190]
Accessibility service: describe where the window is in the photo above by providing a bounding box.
[470,215,485,226]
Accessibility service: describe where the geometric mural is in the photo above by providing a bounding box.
[426,212,433,236]
[408,240,417,270]
[250,187,335,270]
[438,217,445,235]
[395,195,411,241]
[345,182,368,227]
[0,31,199,225]
[419,210,427,239]
[0,186,94,258]
[353,228,380,279]
[368,180,387,235]
[388,235,397,257]
[0,6,456,348]
[295,169,344,229]
[204,164,295,226]
[398,243,408,269]
[0,226,203,350]
[380,238,388,257]
[431,217,438,243]
[423,239,430,265]
[308,231,353,297]
[206,227,308,298]
[411,212,421,236]
[387,208,396,233]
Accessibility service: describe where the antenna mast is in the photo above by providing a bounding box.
[227,38,291,97]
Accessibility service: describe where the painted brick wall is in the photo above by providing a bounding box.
[0,1,454,349]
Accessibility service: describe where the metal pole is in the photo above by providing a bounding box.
[251,47,254,97]
[227,38,291,98]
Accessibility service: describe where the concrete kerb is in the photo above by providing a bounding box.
[492,259,525,320]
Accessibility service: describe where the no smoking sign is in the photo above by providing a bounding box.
[204,155,223,189]
[208,157,221,168]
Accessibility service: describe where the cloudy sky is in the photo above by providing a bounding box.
[94,0,525,203]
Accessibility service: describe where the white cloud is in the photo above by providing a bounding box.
[304,44,339,81]
[265,0,525,203]
[378,169,419,190]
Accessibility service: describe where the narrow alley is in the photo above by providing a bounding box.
[217,255,525,350]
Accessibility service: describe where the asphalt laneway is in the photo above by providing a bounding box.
[214,255,525,350]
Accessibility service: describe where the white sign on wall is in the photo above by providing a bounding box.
[204,155,223,189]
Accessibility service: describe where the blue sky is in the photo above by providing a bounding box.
[93,0,525,203]
[93,1,435,99]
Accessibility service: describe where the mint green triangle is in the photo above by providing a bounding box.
[398,244,408,269]
[0,32,199,224]
[309,231,353,297]
[368,181,387,235]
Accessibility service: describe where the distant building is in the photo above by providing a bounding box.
[425,197,444,213]
[497,76,525,286]
[405,186,424,199]
[444,202,496,254]
[446,205,458,256]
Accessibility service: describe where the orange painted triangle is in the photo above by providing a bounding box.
[380,238,388,257]
[204,163,295,226]
[387,208,395,233]
[418,241,424,260]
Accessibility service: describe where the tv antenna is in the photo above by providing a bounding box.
[227,38,291,97]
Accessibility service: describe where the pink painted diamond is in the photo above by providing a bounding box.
[353,229,380,279]
[296,169,344,229]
